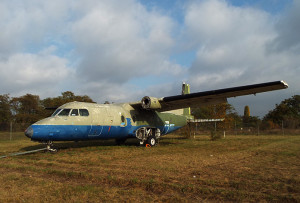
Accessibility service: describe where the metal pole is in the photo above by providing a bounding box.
[282,120,284,136]
[215,121,217,132]
[235,121,237,135]
[10,121,12,141]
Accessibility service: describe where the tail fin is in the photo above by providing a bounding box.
[182,83,193,119]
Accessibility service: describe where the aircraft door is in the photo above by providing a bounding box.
[120,114,127,127]
[88,108,103,137]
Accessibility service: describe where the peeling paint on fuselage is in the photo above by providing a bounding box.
[29,101,187,141]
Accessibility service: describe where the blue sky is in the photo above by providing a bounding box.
[0,0,299,117]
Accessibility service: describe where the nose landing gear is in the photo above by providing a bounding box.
[44,141,57,153]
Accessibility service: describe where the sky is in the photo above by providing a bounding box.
[0,0,299,117]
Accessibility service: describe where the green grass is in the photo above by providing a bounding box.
[0,132,299,202]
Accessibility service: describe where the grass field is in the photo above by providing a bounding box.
[0,132,299,202]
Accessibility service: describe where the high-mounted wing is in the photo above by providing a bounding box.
[133,81,288,112]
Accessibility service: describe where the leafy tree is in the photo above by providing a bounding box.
[263,95,300,128]
[62,91,75,100]
[0,94,11,122]
[0,94,12,130]
[226,111,243,130]
[243,116,261,128]
[41,91,94,108]
[192,103,234,119]
[10,94,43,124]
[192,103,239,130]
[242,105,260,128]
[41,91,94,117]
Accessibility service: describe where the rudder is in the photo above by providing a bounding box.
[182,83,193,119]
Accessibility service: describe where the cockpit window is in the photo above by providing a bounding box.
[79,109,89,116]
[71,109,79,116]
[52,109,62,117]
[58,109,71,116]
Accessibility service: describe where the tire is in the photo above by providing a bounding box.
[146,136,157,147]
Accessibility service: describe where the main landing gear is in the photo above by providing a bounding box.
[135,127,160,147]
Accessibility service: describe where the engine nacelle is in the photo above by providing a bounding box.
[141,96,161,110]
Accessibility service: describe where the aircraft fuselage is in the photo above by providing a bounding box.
[25,101,187,142]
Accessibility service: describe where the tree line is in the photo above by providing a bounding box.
[191,95,300,130]
[0,91,299,131]
[0,91,94,130]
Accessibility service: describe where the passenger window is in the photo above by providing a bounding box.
[58,109,71,116]
[71,109,79,116]
[79,109,89,116]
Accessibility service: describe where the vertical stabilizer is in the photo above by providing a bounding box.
[182,83,192,118]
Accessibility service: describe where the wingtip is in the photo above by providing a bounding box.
[280,80,289,88]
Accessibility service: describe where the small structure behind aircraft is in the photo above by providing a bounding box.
[25,81,288,151]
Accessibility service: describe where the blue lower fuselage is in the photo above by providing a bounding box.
[28,124,182,141]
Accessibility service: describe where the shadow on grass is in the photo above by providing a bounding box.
[19,135,191,152]
[21,138,142,151]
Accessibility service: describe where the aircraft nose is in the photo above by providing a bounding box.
[25,126,33,138]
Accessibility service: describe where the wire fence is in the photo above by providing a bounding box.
[178,120,300,137]
[0,122,31,141]
[0,122,30,132]
[0,121,299,141]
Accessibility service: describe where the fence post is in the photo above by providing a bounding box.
[282,120,284,136]
[214,121,217,132]
[234,121,237,135]
[10,121,12,141]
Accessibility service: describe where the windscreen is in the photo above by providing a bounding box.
[58,109,71,116]
[51,109,62,117]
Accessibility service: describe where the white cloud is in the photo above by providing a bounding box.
[0,0,186,103]
[70,0,182,84]
[0,1,71,58]
[184,0,275,87]
[268,0,300,52]
[0,51,72,97]
[181,0,299,116]
[0,0,298,117]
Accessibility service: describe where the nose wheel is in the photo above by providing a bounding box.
[45,141,57,153]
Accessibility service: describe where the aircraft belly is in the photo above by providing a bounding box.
[160,125,182,135]
[31,124,132,141]
[31,125,90,141]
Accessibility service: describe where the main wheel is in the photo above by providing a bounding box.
[146,136,157,147]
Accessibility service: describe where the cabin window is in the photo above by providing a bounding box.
[58,109,71,116]
[120,115,126,127]
[71,109,79,116]
[79,109,89,116]
[52,109,62,117]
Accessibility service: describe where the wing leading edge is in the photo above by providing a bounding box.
[131,81,288,112]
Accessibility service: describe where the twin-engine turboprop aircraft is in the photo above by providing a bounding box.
[25,81,288,151]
